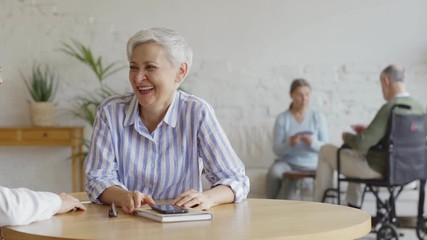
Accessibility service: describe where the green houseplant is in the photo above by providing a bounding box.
[60,39,125,126]
[21,64,59,126]
[60,39,126,158]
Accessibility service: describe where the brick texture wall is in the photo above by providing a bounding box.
[1,0,426,197]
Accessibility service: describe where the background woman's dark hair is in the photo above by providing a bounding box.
[290,78,311,94]
[289,78,311,109]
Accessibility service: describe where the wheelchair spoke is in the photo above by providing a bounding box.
[376,223,399,240]
[416,218,427,240]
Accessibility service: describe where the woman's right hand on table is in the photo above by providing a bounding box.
[119,190,156,214]
[100,187,156,214]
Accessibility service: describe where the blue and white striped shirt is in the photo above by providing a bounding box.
[85,90,250,203]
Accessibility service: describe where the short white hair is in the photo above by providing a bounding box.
[381,64,405,83]
[126,28,193,78]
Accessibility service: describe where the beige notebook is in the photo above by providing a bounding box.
[134,207,213,223]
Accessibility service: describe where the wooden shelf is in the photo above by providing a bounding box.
[0,126,85,192]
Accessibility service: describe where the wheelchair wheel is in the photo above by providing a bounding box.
[416,218,427,240]
[377,223,399,240]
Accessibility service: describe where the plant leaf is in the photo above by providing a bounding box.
[21,64,59,102]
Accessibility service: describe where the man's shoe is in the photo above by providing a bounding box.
[347,203,361,209]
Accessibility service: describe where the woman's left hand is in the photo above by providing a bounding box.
[172,189,214,210]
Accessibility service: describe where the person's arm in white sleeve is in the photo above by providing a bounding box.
[0,186,61,226]
[0,186,86,227]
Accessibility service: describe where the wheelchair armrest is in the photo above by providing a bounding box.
[340,144,351,149]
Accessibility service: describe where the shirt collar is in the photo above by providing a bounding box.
[124,94,139,127]
[123,91,180,128]
[163,91,179,128]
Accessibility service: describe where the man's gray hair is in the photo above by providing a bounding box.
[126,27,193,78]
[381,65,405,83]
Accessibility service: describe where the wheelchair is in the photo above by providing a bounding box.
[322,104,427,240]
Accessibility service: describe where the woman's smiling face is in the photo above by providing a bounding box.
[129,42,182,111]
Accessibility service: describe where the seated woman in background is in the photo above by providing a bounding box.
[85,27,250,214]
[266,79,328,199]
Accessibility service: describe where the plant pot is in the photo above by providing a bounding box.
[29,102,57,127]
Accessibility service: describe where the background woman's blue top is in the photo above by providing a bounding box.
[272,107,328,169]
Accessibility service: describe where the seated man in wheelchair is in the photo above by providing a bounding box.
[313,64,426,208]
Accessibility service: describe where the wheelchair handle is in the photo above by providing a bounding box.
[393,104,411,110]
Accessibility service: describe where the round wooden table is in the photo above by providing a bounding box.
[1,197,371,240]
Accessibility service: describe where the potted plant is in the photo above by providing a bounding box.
[22,64,59,126]
[60,39,125,126]
[59,39,126,160]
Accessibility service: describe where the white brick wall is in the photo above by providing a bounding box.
[0,1,426,200]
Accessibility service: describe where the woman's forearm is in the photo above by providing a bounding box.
[203,185,235,207]
[98,186,129,206]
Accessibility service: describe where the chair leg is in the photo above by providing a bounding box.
[389,188,399,227]
[416,180,427,240]
[336,148,343,205]
[322,188,337,203]
[359,184,368,208]
[298,179,305,200]
[337,178,341,205]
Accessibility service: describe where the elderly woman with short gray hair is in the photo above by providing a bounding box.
[85,27,250,213]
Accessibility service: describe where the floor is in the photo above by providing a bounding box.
[358,184,424,240]
[360,228,419,240]
[296,180,425,240]
[359,218,418,240]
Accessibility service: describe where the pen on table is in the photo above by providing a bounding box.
[109,202,118,217]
